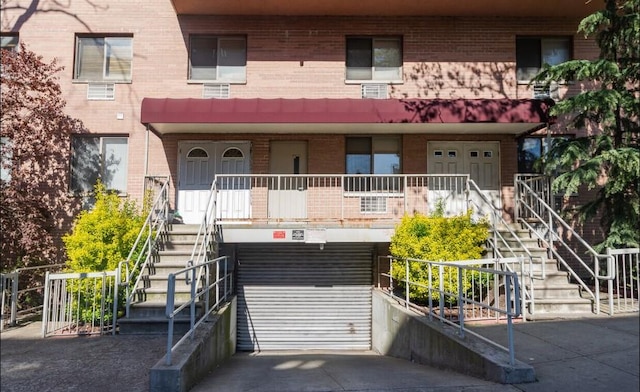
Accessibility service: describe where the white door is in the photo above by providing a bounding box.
[178,143,215,224]
[268,141,308,220]
[216,143,251,221]
[427,141,501,217]
[178,141,250,224]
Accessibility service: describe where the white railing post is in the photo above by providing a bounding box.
[506,276,515,366]
[165,274,176,365]
[606,248,615,315]
[41,272,51,338]
[10,272,18,327]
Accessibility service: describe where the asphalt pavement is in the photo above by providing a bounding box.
[1,314,638,392]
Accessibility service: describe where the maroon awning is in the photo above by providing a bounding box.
[140,98,553,135]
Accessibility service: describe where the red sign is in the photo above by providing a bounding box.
[273,230,286,239]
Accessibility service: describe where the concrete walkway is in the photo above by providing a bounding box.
[1,314,638,392]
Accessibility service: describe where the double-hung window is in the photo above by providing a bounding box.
[346,36,402,82]
[189,36,247,82]
[516,36,571,82]
[0,34,19,52]
[74,35,133,82]
[517,136,569,173]
[70,136,128,194]
[345,136,401,193]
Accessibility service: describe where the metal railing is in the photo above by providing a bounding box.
[515,174,614,314]
[120,176,170,317]
[213,174,470,225]
[467,180,537,319]
[378,255,522,365]
[1,263,65,332]
[164,255,233,365]
[604,248,639,315]
[42,270,119,337]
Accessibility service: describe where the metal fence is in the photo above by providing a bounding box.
[213,174,470,225]
[1,263,65,332]
[604,248,639,315]
[42,270,119,337]
[378,256,522,365]
[164,255,234,365]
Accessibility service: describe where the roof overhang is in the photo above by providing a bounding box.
[141,98,553,137]
[170,0,600,18]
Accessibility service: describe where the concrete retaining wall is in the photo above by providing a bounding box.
[371,290,535,384]
[149,297,237,392]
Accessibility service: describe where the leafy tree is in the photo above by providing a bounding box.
[1,43,87,271]
[533,0,639,249]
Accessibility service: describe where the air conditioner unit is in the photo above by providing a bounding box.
[203,83,230,99]
[361,83,388,99]
[87,83,115,100]
[532,81,559,100]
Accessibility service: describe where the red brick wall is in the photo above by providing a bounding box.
[2,2,604,260]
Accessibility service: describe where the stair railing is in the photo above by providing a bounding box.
[119,176,171,317]
[515,175,615,314]
[467,179,537,319]
[185,177,220,291]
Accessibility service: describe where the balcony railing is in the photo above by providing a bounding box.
[213,174,470,226]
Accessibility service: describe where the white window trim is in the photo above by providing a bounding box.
[73,36,133,83]
[516,36,571,85]
[345,37,403,84]
[188,36,247,84]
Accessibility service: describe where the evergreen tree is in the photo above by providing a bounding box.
[534,0,639,249]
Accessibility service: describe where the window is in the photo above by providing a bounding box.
[346,37,402,82]
[346,136,401,192]
[0,34,18,52]
[516,37,571,82]
[517,136,567,173]
[74,36,133,82]
[0,137,12,183]
[70,136,128,193]
[189,36,247,82]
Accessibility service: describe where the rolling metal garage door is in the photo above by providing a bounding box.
[237,243,373,351]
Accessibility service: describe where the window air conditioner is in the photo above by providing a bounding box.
[87,83,115,101]
[361,84,389,99]
[203,83,231,99]
[532,81,560,100]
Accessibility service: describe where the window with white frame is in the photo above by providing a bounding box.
[70,136,128,193]
[0,34,19,52]
[345,136,401,192]
[517,136,569,173]
[516,36,571,82]
[74,36,133,82]
[346,36,402,82]
[189,36,247,82]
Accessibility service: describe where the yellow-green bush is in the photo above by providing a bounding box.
[63,182,146,323]
[389,209,489,304]
[64,182,144,272]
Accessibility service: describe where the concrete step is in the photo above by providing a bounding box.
[119,301,205,334]
[529,286,584,299]
[528,297,594,314]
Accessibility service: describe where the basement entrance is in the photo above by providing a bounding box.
[235,243,374,351]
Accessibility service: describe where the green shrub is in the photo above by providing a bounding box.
[62,182,146,323]
[64,182,144,273]
[389,208,489,304]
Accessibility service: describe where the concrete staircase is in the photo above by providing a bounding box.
[118,224,203,334]
[492,224,594,319]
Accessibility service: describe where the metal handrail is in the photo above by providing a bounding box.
[515,176,615,314]
[379,255,522,366]
[467,179,537,319]
[1,263,66,331]
[165,255,233,365]
[121,176,170,317]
